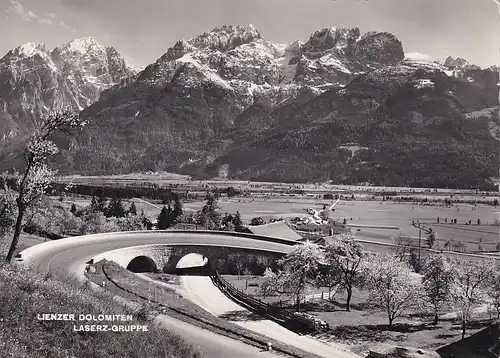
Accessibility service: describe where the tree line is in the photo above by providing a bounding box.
[261,233,499,339]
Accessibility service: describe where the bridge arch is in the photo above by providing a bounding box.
[174,253,213,275]
[163,245,284,275]
[126,256,158,273]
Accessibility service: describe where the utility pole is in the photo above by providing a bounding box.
[411,221,434,269]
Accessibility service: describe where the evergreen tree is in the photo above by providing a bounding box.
[97,195,108,212]
[106,197,126,218]
[172,197,183,223]
[115,198,126,218]
[140,210,153,230]
[90,196,99,211]
[128,201,137,216]
[222,213,234,226]
[70,203,77,215]
[157,205,173,229]
[233,211,243,231]
[105,197,116,217]
[202,193,222,229]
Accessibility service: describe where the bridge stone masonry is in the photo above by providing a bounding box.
[92,245,171,273]
[92,243,285,275]
[164,245,284,275]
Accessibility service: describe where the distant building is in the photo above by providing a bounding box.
[306,234,345,246]
[242,221,302,241]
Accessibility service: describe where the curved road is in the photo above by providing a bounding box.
[18,231,298,358]
[20,230,494,357]
[20,231,295,282]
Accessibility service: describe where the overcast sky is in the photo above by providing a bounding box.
[1,0,499,69]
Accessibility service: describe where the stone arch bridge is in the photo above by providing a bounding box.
[92,244,285,275]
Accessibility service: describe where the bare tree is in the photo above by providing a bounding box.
[274,241,324,311]
[0,175,17,238]
[364,253,424,328]
[323,233,366,311]
[421,254,454,324]
[5,109,85,262]
[235,261,245,279]
[485,268,500,320]
[449,258,494,339]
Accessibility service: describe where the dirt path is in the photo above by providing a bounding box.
[179,276,360,358]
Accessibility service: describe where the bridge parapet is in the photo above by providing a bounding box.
[91,244,285,275]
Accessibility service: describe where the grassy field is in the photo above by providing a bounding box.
[210,199,499,252]
[58,173,499,196]
[222,274,493,355]
[0,245,202,358]
[53,193,499,253]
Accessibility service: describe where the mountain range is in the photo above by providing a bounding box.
[0,24,498,189]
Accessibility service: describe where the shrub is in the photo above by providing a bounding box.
[0,244,201,357]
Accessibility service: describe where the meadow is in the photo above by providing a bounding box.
[223,274,492,356]
[55,192,500,254]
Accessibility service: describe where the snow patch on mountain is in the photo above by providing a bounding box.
[15,42,47,57]
[0,37,136,151]
[59,37,104,55]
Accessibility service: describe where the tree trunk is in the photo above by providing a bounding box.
[346,287,353,312]
[461,320,466,340]
[388,316,394,329]
[296,296,301,312]
[6,207,26,262]
[433,311,439,325]
[433,310,439,325]
[0,203,8,218]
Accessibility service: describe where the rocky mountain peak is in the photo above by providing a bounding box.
[10,42,48,58]
[0,37,135,156]
[52,37,109,63]
[58,37,103,53]
[188,24,262,52]
[302,26,361,53]
[1,24,497,190]
[443,56,470,70]
[284,40,304,55]
[352,31,405,67]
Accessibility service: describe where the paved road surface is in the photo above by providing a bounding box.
[178,275,359,358]
[19,230,496,357]
[18,232,301,358]
[98,284,278,358]
[20,231,294,281]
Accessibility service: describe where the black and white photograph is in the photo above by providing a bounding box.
[0,0,499,357]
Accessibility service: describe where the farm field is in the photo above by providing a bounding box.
[207,199,499,252]
[58,173,499,197]
[54,193,500,253]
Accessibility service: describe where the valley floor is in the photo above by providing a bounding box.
[223,275,494,356]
